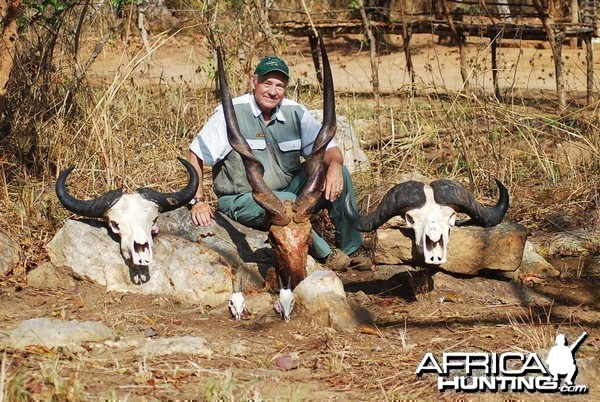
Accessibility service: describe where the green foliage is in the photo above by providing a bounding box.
[21,0,74,26]
[348,0,360,11]
[112,0,134,9]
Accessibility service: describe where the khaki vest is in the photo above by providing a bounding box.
[212,101,307,196]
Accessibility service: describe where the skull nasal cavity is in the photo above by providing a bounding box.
[134,242,149,252]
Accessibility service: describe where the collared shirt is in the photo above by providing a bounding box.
[190,93,338,196]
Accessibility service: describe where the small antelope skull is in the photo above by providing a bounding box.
[344,179,509,265]
[274,276,295,322]
[228,276,247,320]
[55,157,198,266]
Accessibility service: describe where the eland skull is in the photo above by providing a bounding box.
[55,157,199,266]
[344,179,509,265]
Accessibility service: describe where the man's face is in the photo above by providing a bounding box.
[251,71,288,114]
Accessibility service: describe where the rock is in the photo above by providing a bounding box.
[294,270,375,332]
[46,219,232,306]
[139,336,213,358]
[575,356,600,389]
[430,272,555,306]
[0,318,118,352]
[514,240,560,278]
[309,111,369,174]
[161,208,323,290]
[104,336,214,358]
[159,209,270,269]
[547,228,599,257]
[295,269,346,299]
[26,262,77,289]
[0,230,20,275]
[374,220,528,275]
[245,292,275,316]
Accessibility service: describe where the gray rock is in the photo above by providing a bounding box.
[374,220,528,275]
[160,208,273,277]
[46,218,232,306]
[0,230,20,275]
[161,208,322,290]
[295,270,375,332]
[309,110,369,174]
[0,318,117,352]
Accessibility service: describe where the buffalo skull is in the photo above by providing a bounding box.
[55,157,199,265]
[344,179,509,264]
[216,36,336,289]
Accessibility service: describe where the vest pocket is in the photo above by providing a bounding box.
[275,139,302,176]
[277,139,301,152]
[247,139,267,150]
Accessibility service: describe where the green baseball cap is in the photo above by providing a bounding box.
[254,56,289,78]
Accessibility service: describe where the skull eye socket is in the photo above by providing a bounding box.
[109,220,120,233]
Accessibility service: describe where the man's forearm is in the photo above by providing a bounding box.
[323,146,344,168]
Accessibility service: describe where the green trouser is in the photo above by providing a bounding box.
[217,166,363,259]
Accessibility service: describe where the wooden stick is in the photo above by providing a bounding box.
[441,0,470,93]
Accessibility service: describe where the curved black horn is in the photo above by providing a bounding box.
[216,47,290,226]
[343,181,427,232]
[138,157,199,212]
[430,179,509,227]
[293,35,336,223]
[55,167,123,218]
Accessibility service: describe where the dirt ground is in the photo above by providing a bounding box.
[88,32,598,97]
[1,32,600,400]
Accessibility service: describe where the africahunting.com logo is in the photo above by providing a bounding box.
[416,332,589,394]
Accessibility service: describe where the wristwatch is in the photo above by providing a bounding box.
[189,197,205,206]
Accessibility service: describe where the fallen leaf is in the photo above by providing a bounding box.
[359,326,379,336]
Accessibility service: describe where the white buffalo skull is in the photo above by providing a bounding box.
[344,179,509,265]
[56,157,198,266]
[404,187,456,264]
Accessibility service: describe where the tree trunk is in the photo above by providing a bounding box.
[0,0,21,118]
[532,0,566,111]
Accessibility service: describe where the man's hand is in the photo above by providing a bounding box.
[324,161,344,201]
[191,201,215,227]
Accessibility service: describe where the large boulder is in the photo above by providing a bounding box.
[45,218,232,306]
[309,110,369,174]
[159,208,321,291]
[373,220,528,275]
